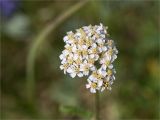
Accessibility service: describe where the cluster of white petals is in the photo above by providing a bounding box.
[60,23,118,93]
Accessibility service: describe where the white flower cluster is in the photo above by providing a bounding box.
[59,23,118,93]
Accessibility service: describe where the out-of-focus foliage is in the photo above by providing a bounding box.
[1,0,159,120]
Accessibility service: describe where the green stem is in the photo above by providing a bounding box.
[26,0,89,102]
[95,91,100,120]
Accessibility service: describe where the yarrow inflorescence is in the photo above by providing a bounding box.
[59,23,118,93]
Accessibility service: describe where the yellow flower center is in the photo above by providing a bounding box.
[104,81,109,87]
[88,59,94,64]
[79,28,86,38]
[63,64,68,70]
[66,46,72,51]
[92,48,97,54]
[92,71,97,77]
[68,34,76,43]
[68,59,73,64]
[78,39,84,45]
[97,73,103,79]
[84,66,89,71]
[76,50,81,55]
[82,50,88,56]
[91,83,97,88]
[105,61,110,66]
[108,49,113,55]
[75,58,81,64]
[75,67,79,72]
[107,69,112,76]
[86,39,92,46]
[108,40,113,46]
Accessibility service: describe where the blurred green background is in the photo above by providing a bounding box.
[1,0,159,120]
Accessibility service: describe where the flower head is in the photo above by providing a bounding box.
[59,23,118,93]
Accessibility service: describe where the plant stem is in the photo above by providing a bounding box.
[95,91,100,120]
[26,0,89,102]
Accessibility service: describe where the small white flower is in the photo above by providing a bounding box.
[97,68,107,77]
[80,61,90,76]
[73,54,79,61]
[86,79,98,93]
[59,54,65,60]
[67,65,81,78]
[63,36,69,42]
[101,78,113,92]
[106,69,116,81]
[60,63,69,74]
[100,56,113,70]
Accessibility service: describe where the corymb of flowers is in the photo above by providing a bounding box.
[59,23,118,93]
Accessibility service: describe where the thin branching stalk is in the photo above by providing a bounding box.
[26,0,89,102]
[95,91,100,120]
